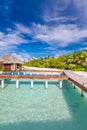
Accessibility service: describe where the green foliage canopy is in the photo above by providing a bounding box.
[23,51,87,71]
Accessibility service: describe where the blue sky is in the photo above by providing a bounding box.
[0,0,87,60]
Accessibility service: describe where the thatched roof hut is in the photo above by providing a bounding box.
[1,55,22,64]
[0,55,23,71]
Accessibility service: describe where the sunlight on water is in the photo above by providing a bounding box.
[0,80,87,130]
[0,80,71,125]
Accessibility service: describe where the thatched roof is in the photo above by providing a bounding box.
[0,55,23,64]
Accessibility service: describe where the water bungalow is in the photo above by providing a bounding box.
[0,55,22,71]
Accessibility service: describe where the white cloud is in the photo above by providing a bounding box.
[11,52,31,61]
[42,0,87,27]
[79,47,87,51]
[0,21,87,58]
[0,24,32,60]
[42,0,74,23]
[0,30,32,60]
[1,0,87,58]
[55,50,72,58]
[1,22,87,53]
[22,0,86,47]
[16,24,31,34]
[73,0,87,22]
[0,45,16,56]
[32,23,87,47]
[44,46,58,51]
[44,16,76,23]
[0,28,29,53]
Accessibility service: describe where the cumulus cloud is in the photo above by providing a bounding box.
[1,0,87,58]
[0,22,87,55]
[0,27,29,54]
[11,52,31,61]
[16,24,31,34]
[0,30,28,45]
[34,0,87,48]
[0,27,32,60]
[0,45,16,56]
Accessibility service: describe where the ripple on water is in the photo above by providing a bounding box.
[0,80,87,130]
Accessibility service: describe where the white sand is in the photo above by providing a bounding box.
[22,66,63,71]
[22,67,87,79]
[74,71,87,79]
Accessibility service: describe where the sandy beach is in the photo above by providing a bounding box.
[23,67,87,79]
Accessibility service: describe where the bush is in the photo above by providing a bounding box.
[0,67,4,71]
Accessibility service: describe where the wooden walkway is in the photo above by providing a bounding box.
[64,70,87,93]
[1,70,87,94]
[0,75,68,81]
[0,73,68,89]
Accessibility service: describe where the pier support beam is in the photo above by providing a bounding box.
[74,85,76,89]
[23,72,25,75]
[81,83,85,97]
[31,80,34,89]
[72,82,76,89]
[17,72,19,75]
[60,80,62,89]
[81,90,84,97]
[70,81,72,84]
[16,80,19,88]
[1,79,4,88]
[73,83,76,89]
[45,81,48,89]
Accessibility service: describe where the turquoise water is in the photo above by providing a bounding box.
[0,80,87,130]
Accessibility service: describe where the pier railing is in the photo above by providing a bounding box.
[1,70,87,96]
[0,74,68,80]
[64,70,87,95]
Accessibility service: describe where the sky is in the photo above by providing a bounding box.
[0,0,87,61]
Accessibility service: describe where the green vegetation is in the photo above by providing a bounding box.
[0,66,4,71]
[23,51,87,71]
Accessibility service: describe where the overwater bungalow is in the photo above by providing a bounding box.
[0,55,22,71]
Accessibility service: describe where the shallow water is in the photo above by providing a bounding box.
[0,80,87,130]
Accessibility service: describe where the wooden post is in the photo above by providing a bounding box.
[18,72,19,75]
[23,72,25,75]
[81,83,85,97]
[60,80,62,89]
[16,80,19,88]
[74,84,76,89]
[1,79,4,88]
[45,81,48,89]
[71,81,72,84]
[81,90,84,97]
[31,80,33,89]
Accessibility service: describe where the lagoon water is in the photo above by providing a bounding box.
[0,80,87,130]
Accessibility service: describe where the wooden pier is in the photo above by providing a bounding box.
[0,75,68,80]
[0,73,68,89]
[0,70,87,95]
[64,70,87,95]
